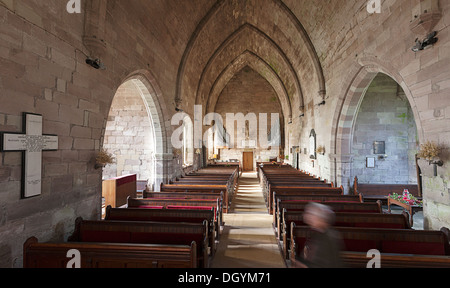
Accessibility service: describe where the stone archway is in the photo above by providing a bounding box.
[103,80,156,184]
[103,71,171,191]
[330,57,424,192]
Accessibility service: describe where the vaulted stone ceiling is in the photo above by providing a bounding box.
[106,0,363,120]
[174,0,327,120]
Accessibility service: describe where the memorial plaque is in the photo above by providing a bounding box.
[373,141,385,155]
[309,129,316,160]
[0,113,59,198]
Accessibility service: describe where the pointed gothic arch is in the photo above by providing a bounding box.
[103,70,172,191]
[330,57,424,191]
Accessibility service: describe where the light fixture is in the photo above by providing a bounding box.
[412,31,438,52]
[85,58,105,70]
[299,106,305,118]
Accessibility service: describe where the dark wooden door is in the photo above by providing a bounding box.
[243,152,254,171]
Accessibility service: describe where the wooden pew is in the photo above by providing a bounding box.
[23,237,197,268]
[143,191,223,202]
[342,251,450,268]
[160,184,231,213]
[105,205,218,252]
[273,194,362,229]
[353,176,421,204]
[258,165,340,214]
[187,164,240,191]
[68,218,210,268]
[290,224,450,268]
[266,185,340,213]
[276,201,383,242]
[280,211,411,258]
[273,192,358,222]
[127,197,222,227]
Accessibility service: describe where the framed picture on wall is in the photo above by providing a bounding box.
[366,157,375,168]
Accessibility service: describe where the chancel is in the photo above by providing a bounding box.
[1,0,450,269]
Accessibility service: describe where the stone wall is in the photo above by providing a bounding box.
[352,74,419,185]
[103,80,155,183]
[0,1,176,267]
[214,67,284,166]
[0,0,450,267]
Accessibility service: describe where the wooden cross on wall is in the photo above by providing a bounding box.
[0,113,59,199]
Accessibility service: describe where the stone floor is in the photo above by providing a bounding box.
[210,172,286,268]
[383,205,424,230]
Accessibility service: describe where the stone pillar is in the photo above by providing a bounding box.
[153,153,174,191]
[83,0,107,59]
[329,153,354,195]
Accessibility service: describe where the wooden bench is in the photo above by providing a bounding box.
[185,164,240,192]
[160,184,231,213]
[276,201,383,242]
[23,237,197,268]
[290,224,450,268]
[272,190,356,214]
[353,176,421,204]
[273,194,362,229]
[266,185,340,214]
[105,205,218,251]
[143,191,223,203]
[258,165,338,214]
[342,251,450,268]
[280,211,411,259]
[68,217,210,268]
[127,197,222,227]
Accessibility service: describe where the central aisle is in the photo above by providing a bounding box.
[210,172,287,268]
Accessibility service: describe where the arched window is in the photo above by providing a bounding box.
[182,115,194,166]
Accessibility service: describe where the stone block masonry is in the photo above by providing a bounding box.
[102,81,156,182]
[0,0,450,267]
[352,74,419,185]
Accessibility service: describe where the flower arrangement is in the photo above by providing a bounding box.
[417,140,441,162]
[388,192,423,207]
[316,145,325,155]
[173,148,182,157]
[95,148,115,169]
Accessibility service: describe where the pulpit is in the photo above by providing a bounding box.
[102,174,137,208]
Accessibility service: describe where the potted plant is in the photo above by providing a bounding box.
[417,141,442,165]
[418,140,443,176]
[95,148,115,169]
[316,145,325,155]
